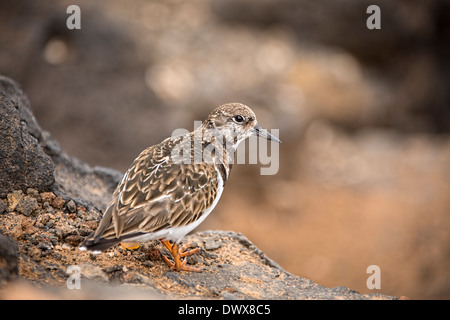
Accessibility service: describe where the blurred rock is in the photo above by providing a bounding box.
[47,134,123,210]
[15,196,39,216]
[77,263,109,283]
[0,279,163,300]
[0,76,55,198]
[39,192,55,202]
[51,196,65,210]
[0,0,166,171]
[211,0,450,132]
[0,234,19,286]
[7,190,24,212]
[212,0,443,59]
[0,201,7,215]
[0,227,395,300]
[0,0,446,178]
[0,75,121,212]
[64,235,83,247]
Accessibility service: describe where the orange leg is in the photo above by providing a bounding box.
[159,240,202,272]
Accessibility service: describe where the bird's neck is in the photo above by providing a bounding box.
[191,127,235,179]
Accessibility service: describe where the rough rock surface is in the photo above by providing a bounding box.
[0,76,55,198]
[0,223,393,300]
[0,234,19,286]
[0,76,396,299]
[43,130,123,212]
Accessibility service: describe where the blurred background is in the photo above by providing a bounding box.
[1,0,449,299]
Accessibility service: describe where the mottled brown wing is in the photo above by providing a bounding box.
[92,136,219,241]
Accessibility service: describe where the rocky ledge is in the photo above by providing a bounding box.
[0,76,396,299]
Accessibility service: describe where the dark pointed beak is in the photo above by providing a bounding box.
[254,124,281,143]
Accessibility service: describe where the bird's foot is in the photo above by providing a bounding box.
[160,240,202,272]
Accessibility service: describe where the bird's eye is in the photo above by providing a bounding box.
[233,115,245,123]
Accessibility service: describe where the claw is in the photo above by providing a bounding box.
[158,240,202,272]
[180,243,200,258]
[179,259,203,272]
[161,254,174,268]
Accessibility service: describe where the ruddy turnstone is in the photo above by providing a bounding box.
[80,103,280,271]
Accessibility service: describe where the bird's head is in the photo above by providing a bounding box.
[202,103,281,149]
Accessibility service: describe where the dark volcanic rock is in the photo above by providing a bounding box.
[0,76,55,198]
[0,233,19,286]
[15,196,38,216]
[0,75,121,212]
[0,200,7,214]
[44,130,122,211]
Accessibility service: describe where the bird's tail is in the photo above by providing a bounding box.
[79,235,121,254]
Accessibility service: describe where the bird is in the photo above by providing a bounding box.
[79,103,281,271]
